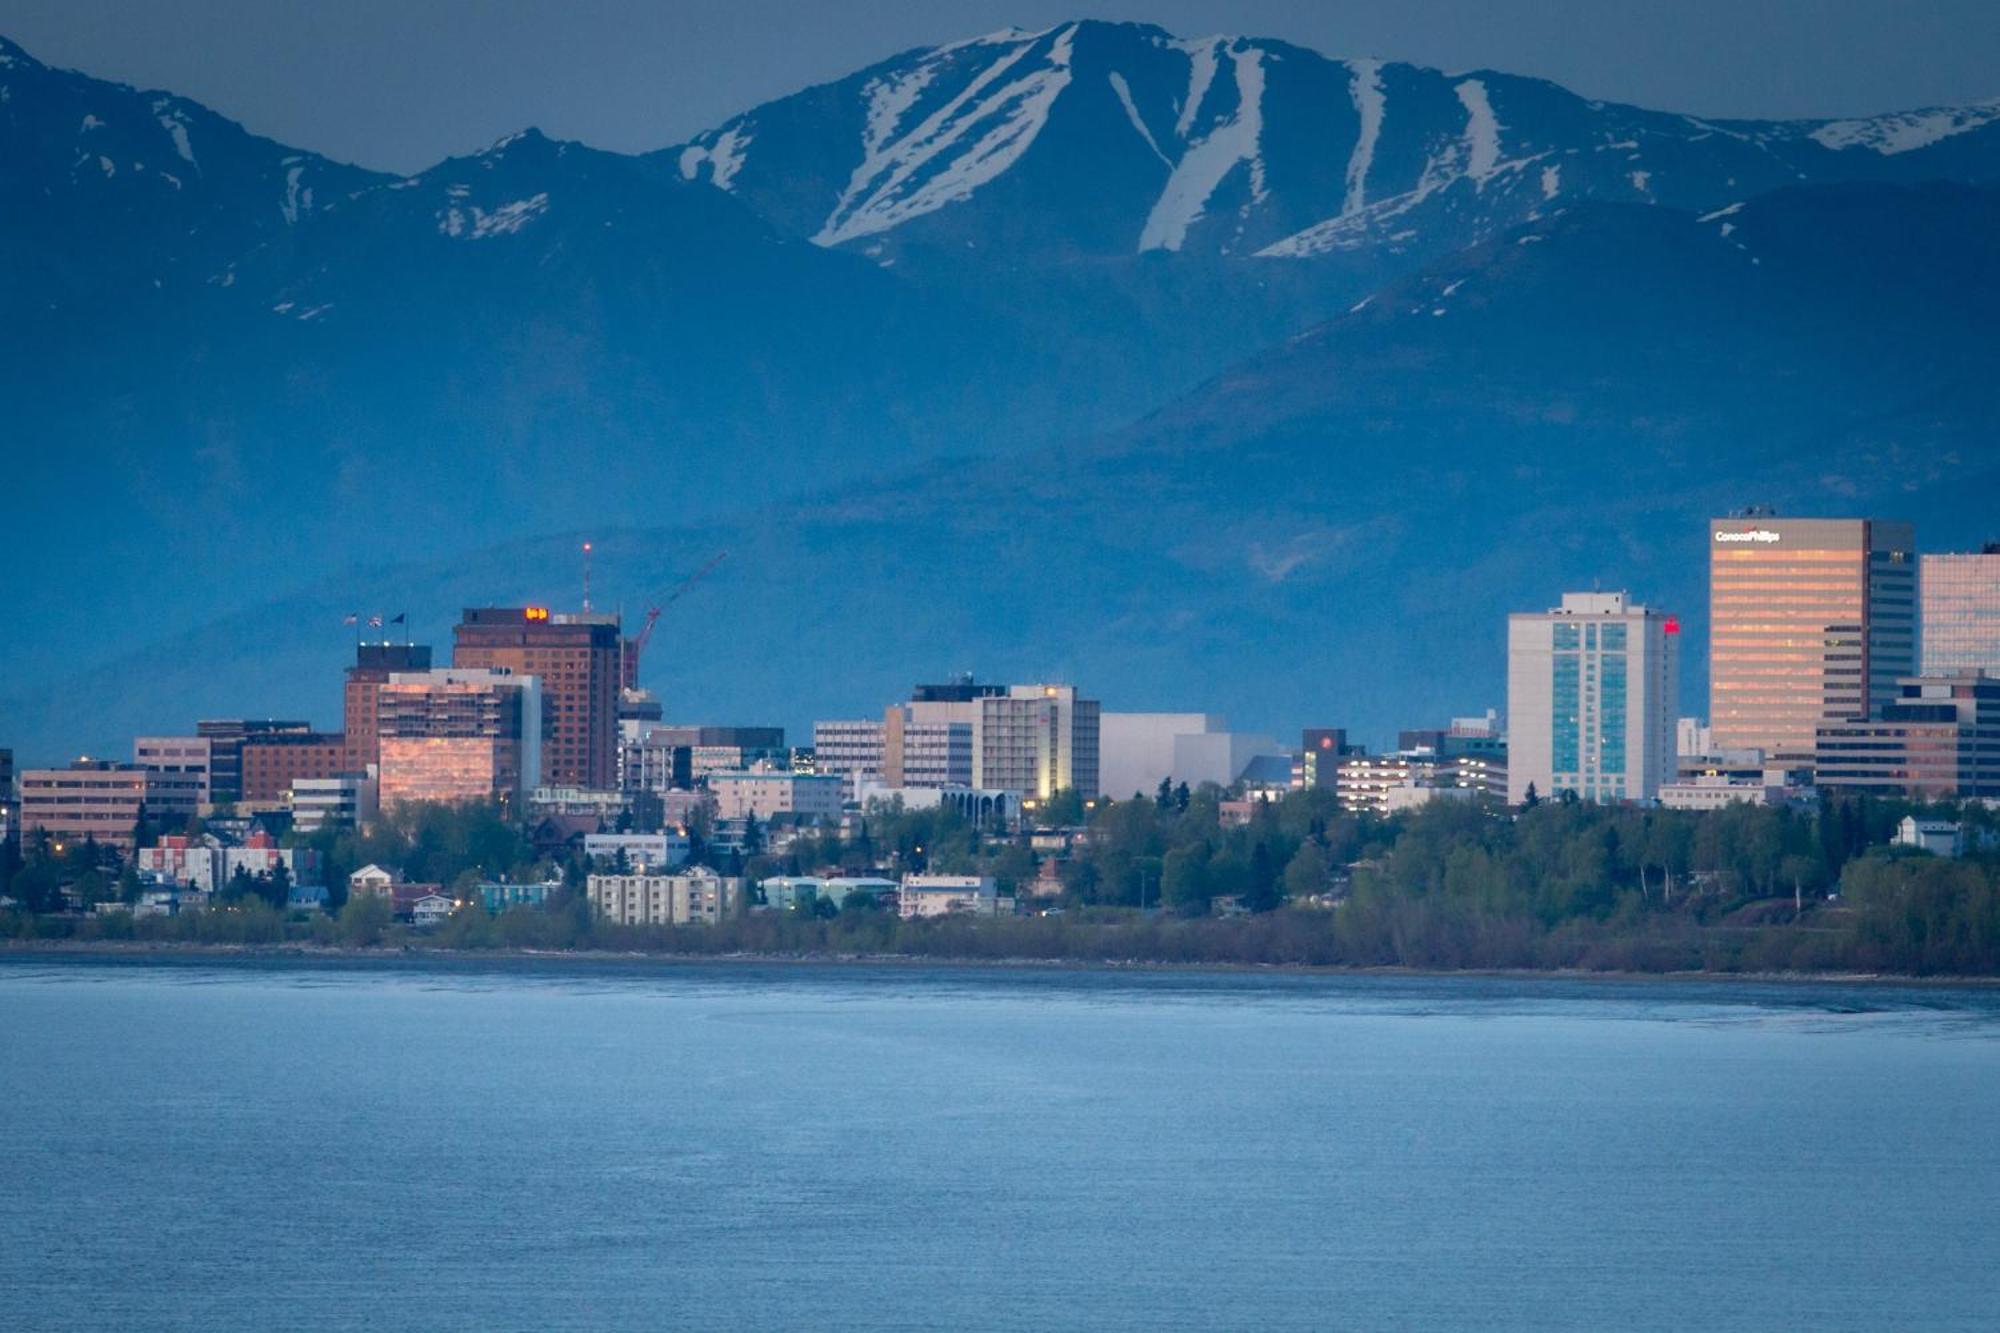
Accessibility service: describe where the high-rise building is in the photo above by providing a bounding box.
[20,759,203,849]
[377,669,542,809]
[345,642,434,771]
[1815,671,2000,799]
[1708,516,1916,762]
[196,719,314,803]
[1920,546,2000,676]
[810,719,885,788]
[977,684,1100,799]
[240,732,348,804]
[1298,729,1355,792]
[133,737,214,806]
[838,680,1102,799]
[1508,592,1679,805]
[452,608,620,790]
[0,747,16,847]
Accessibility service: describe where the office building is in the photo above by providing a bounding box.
[453,607,620,790]
[345,642,434,770]
[588,867,743,926]
[0,747,15,846]
[1815,671,2000,799]
[20,759,203,850]
[620,724,788,794]
[133,736,214,806]
[707,769,844,822]
[377,668,542,808]
[812,718,886,788]
[1299,728,1366,792]
[290,774,378,834]
[1709,515,1916,762]
[1920,547,2000,675]
[196,719,314,803]
[240,731,348,804]
[977,684,1100,798]
[1507,591,1679,805]
[1098,713,1288,799]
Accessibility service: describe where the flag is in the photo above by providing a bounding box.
[342,613,358,626]
[368,614,383,628]
[390,612,406,626]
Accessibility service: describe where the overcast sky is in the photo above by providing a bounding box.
[5,0,1999,173]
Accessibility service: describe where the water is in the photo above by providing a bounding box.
[2,957,1996,1331]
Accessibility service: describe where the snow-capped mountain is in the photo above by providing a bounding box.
[5,24,2000,754]
[670,20,2000,269]
[0,35,384,319]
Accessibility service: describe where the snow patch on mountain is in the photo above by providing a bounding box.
[280,160,311,225]
[151,99,196,167]
[679,122,753,190]
[1810,101,2000,154]
[1139,43,1267,252]
[79,113,102,132]
[812,24,1076,247]
[1455,79,1502,184]
[1342,59,1384,216]
[1108,71,1170,167]
[437,191,550,239]
[1174,36,1223,138]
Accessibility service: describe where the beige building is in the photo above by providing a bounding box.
[20,759,203,850]
[589,867,744,926]
[377,669,542,809]
[707,769,844,821]
[1709,516,1916,762]
[1508,591,1679,805]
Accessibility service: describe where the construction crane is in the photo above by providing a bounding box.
[622,550,728,690]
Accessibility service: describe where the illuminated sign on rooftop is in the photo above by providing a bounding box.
[1714,529,1782,544]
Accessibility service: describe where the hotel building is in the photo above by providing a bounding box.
[1920,547,2000,676]
[377,668,542,809]
[1507,592,1679,805]
[1708,516,1916,762]
[344,642,434,770]
[453,608,620,790]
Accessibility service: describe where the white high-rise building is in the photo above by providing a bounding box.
[1507,592,1680,805]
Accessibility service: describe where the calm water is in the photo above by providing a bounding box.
[1,958,1997,1331]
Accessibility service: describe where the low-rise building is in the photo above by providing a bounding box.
[1816,671,2000,799]
[223,830,323,887]
[290,774,378,834]
[478,880,558,914]
[588,867,744,926]
[411,893,456,927]
[1894,816,1963,858]
[583,831,690,871]
[899,874,1009,919]
[136,835,224,892]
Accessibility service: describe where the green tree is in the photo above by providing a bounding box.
[1283,842,1330,901]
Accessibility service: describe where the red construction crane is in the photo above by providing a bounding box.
[622,550,728,690]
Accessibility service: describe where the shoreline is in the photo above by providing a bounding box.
[4,939,1996,990]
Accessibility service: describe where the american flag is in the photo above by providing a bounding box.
[342,613,358,626]
[368,614,383,628]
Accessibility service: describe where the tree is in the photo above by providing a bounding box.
[1246,841,1281,914]
[336,893,392,947]
[1283,843,1330,902]
[1155,778,1174,811]
[1162,842,1211,914]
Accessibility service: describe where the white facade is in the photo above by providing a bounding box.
[583,831,690,870]
[1895,816,1962,858]
[589,868,744,926]
[135,838,222,892]
[291,774,377,833]
[1098,713,1224,799]
[1508,592,1679,805]
[899,874,1007,919]
[1657,775,1788,811]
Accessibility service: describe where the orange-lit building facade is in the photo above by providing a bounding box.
[344,642,434,771]
[376,669,542,810]
[1708,517,1916,762]
[452,608,619,790]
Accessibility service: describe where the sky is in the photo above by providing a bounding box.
[4,0,2000,173]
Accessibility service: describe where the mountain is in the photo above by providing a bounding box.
[12,180,1998,763]
[4,25,2000,759]
[671,21,2000,266]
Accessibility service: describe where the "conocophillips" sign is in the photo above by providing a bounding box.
[1714,529,1782,544]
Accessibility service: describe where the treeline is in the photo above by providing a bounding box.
[7,786,2000,975]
